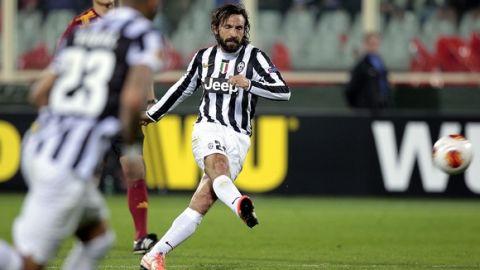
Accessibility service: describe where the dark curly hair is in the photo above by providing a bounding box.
[211,4,250,45]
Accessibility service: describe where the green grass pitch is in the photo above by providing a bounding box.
[1,193,480,269]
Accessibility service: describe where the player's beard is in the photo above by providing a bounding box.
[216,34,242,53]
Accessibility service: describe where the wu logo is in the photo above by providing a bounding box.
[372,121,480,194]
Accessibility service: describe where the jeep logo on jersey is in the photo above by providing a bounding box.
[203,77,239,94]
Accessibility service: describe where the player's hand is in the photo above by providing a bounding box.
[139,111,154,126]
[146,98,158,110]
[228,75,250,90]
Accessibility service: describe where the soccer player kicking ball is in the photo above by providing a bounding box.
[140,4,291,270]
[60,0,159,254]
[0,1,164,269]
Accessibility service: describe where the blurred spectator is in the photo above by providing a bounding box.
[344,32,392,110]
[161,0,189,36]
[342,0,361,21]
[448,0,480,23]
[216,0,241,7]
[19,0,39,11]
[38,0,85,15]
[259,0,291,13]
[43,0,79,10]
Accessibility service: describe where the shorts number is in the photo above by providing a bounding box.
[214,140,226,151]
[50,48,116,117]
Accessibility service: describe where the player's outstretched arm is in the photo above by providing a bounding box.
[29,70,58,109]
[146,50,202,122]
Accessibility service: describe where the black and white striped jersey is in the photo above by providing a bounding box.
[24,7,164,180]
[146,44,290,135]
[51,7,164,120]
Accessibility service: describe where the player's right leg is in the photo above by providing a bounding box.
[111,134,157,255]
[119,154,158,254]
[111,133,158,254]
[196,123,258,228]
[205,154,258,228]
[140,174,213,270]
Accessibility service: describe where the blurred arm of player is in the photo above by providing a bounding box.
[29,70,58,110]
[121,65,153,145]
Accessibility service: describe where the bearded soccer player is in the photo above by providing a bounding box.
[140,4,290,270]
[60,0,159,255]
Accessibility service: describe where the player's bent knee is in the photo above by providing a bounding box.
[213,162,229,174]
[205,154,230,178]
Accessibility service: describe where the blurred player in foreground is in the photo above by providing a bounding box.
[60,0,159,254]
[0,0,163,269]
[140,4,290,270]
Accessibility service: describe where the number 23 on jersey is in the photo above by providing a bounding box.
[50,48,116,117]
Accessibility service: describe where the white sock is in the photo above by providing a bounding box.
[148,208,202,256]
[62,230,115,270]
[212,175,242,215]
[0,240,22,270]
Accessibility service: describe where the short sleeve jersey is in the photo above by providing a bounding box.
[49,6,164,120]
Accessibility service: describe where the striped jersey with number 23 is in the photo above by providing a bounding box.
[23,7,164,180]
[147,44,290,136]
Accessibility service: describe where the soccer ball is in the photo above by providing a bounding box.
[432,134,473,175]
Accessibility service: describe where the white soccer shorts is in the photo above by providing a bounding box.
[14,154,108,264]
[192,122,250,180]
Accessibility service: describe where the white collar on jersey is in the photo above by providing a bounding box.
[217,45,244,60]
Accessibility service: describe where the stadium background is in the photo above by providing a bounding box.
[1,1,480,269]
[1,0,479,196]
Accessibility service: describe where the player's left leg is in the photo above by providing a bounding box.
[120,155,158,254]
[62,221,115,270]
[63,182,115,270]
[147,174,213,256]
[141,174,212,270]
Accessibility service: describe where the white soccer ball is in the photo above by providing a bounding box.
[432,134,473,175]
